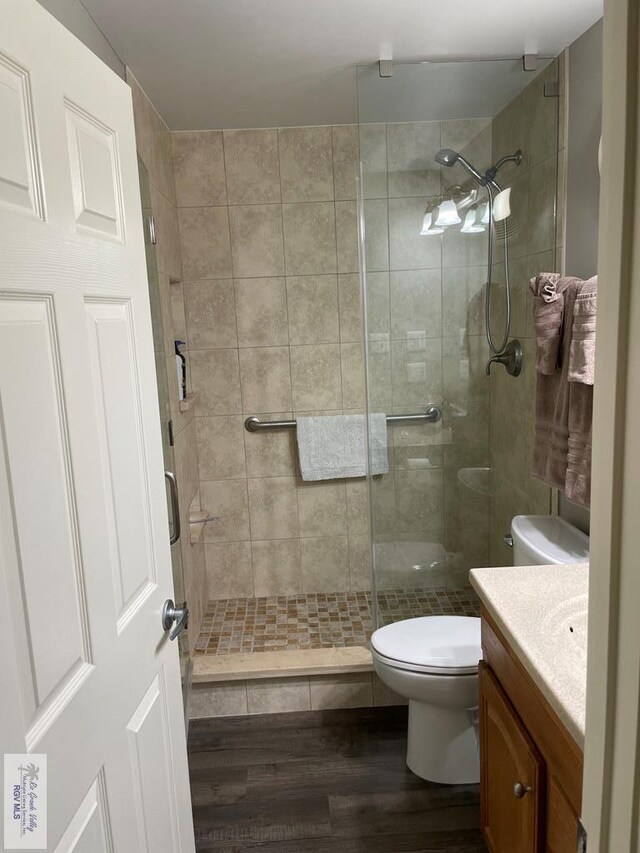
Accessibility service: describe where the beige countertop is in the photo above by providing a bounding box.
[470,562,589,749]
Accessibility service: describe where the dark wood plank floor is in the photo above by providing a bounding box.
[188,705,488,852]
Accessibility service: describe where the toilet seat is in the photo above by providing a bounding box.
[370,615,482,676]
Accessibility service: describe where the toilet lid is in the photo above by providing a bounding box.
[370,616,482,675]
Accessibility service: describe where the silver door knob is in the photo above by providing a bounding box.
[162,599,189,640]
[514,782,532,799]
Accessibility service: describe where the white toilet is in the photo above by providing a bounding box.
[371,514,589,786]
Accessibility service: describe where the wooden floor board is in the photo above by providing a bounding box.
[188,706,487,852]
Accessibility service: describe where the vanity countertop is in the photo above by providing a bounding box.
[469,562,588,749]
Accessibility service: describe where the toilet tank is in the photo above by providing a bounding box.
[511,515,589,566]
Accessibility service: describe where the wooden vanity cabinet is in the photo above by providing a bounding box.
[479,609,583,853]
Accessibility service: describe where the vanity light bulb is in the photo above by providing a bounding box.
[461,209,485,234]
[435,199,461,227]
[420,210,444,236]
[478,202,490,226]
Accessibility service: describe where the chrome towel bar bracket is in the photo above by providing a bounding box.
[244,405,442,433]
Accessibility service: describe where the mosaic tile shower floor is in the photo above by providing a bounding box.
[194,587,481,656]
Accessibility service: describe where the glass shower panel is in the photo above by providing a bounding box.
[138,157,190,703]
[358,59,558,627]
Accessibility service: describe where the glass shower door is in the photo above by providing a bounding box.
[357,59,559,627]
[138,157,191,707]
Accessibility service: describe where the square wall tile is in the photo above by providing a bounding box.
[332,125,359,201]
[244,412,297,478]
[196,416,247,480]
[172,131,227,207]
[151,185,182,280]
[178,206,232,280]
[365,271,391,335]
[283,202,337,275]
[390,269,442,340]
[279,126,334,202]
[223,129,281,204]
[528,156,557,256]
[297,480,347,537]
[441,223,487,269]
[185,280,237,349]
[442,267,485,336]
[247,677,311,714]
[440,118,492,192]
[239,347,292,413]
[189,683,248,718]
[205,542,253,597]
[200,479,250,542]
[338,274,363,343]
[348,534,373,591]
[390,337,442,408]
[229,205,285,278]
[363,199,389,272]
[395,469,445,534]
[173,418,199,508]
[340,342,365,409]
[286,275,339,344]
[191,349,241,415]
[170,281,187,343]
[309,673,373,710]
[346,479,370,536]
[234,277,289,347]
[359,123,388,199]
[300,536,349,593]
[251,539,303,596]
[388,197,441,271]
[387,122,441,198]
[335,201,359,274]
[248,477,299,540]
[290,344,342,410]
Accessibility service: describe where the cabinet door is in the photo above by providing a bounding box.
[480,662,545,853]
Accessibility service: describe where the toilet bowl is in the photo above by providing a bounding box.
[371,615,481,785]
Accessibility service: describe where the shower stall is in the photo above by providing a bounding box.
[168,55,562,706]
[358,58,559,630]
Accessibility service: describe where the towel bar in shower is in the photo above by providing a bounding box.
[244,405,442,432]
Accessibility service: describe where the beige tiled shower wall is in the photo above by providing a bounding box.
[128,73,208,651]
[170,125,371,598]
[360,118,493,590]
[488,59,563,565]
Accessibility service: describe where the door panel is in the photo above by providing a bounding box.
[53,773,113,853]
[0,1,194,849]
[480,662,544,853]
[0,52,43,216]
[85,298,156,630]
[65,101,123,240]
[127,672,179,853]
[0,296,92,736]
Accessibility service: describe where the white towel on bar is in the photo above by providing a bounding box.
[296,414,389,481]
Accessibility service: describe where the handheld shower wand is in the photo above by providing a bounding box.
[435,147,523,370]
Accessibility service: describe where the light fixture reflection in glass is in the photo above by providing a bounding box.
[420,209,444,236]
[461,208,485,234]
[478,202,490,226]
[435,199,461,227]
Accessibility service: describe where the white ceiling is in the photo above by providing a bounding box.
[80,0,602,130]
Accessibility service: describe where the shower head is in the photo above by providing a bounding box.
[435,148,460,167]
[435,148,485,184]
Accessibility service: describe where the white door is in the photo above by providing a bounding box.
[0,1,195,850]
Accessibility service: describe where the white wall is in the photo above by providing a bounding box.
[36,0,125,78]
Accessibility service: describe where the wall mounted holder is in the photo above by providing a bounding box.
[486,340,523,377]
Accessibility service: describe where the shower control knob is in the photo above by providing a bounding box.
[513,782,532,799]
